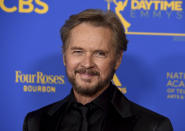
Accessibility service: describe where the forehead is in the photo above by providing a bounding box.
[68,23,113,50]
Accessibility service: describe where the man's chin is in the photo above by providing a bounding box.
[73,82,104,96]
[75,82,98,91]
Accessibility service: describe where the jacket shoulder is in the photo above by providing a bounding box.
[23,95,70,131]
[112,86,173,131]
[27,95,69,117]
[130,101,166,119]
[129,100,173,131]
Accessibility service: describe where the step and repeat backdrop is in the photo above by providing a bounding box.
[1,0,185,131]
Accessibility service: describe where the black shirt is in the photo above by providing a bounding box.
[59,84,114,131]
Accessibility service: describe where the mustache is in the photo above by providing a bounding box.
[75,68,100,76]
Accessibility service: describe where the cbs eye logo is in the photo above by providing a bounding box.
[0,0,48,14]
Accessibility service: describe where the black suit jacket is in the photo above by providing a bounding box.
[23,84,173,131]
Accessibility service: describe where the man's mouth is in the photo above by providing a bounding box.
[75,68,100,78]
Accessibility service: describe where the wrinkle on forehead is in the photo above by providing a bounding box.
[68,23,114,52]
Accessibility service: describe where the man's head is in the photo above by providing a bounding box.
[60,9,128,97]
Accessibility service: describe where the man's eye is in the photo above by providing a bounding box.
[72,50,83,55]
[94,51,106,58]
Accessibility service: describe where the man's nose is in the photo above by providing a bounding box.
[81,54,95,68]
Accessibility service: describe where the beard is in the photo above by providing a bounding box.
[66,66,115,97]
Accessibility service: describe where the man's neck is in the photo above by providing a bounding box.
[73,85,109,105]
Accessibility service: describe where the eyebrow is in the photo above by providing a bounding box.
[70,46,84,50]
[94,49,108,53]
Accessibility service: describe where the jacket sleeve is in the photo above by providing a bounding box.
[156,118,173,131]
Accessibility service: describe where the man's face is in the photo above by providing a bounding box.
[63,23,122,96]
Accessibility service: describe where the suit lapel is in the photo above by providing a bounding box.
[102,85,137,131]
[40,95,71,131]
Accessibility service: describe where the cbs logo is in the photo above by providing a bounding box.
[0,0,48,14]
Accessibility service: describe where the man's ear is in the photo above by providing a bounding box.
[63,55,66,66]
[114,51,123,70]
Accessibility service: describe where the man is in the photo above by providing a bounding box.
[23,9,173,131]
